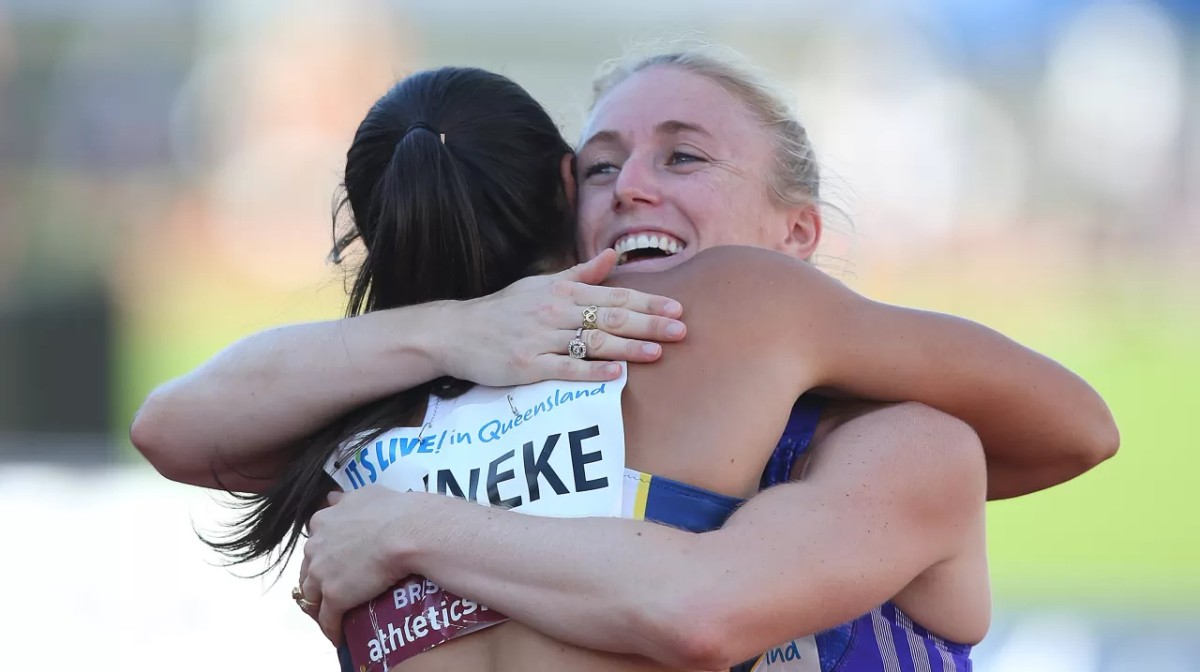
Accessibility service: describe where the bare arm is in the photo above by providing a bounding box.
[131,251,687,491]
[305,403,984,669]
[692,246,1119,499]
[817,294,1118,499]
[130,306,445,491]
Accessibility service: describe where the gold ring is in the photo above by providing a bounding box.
[293,586,318,612]
[568,327,587,360]
[582,305,599,331]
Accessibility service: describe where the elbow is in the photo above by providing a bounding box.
[636,590,753,671]
[1091,411,1121,466]
[128,398,157,459]
[129,390,195,484]
[1074,401,1120,472]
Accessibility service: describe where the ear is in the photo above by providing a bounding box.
[777,201,822,261]
[560,153,578,211]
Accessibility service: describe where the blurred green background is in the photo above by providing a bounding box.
[2,1,1197,670]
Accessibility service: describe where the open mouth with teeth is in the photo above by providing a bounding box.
[614,232,686,265]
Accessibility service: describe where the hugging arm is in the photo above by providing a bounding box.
[131,306,444,492]
[131,251,686,492]
[699,247,1119,499]
[306,403,984,669]
[302,246,1112,657]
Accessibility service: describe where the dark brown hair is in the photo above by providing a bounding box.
[206,66,575,574]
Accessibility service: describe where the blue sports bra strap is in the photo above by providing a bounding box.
[759,394,827,490]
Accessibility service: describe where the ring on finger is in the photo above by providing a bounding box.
[293,586,319,613]
[568,327,588,360]
[582,305,599,331]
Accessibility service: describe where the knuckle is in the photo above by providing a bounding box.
[603,307,628,329]
[606,286,631,306]
[556,358,577,377]
[652,316,675,337]
[628,340,650,358]
[508,349,535,370]
[550,279,575,298]
[585,329,607,349]
[534,301,559,323]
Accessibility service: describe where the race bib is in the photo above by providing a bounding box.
[750,636,821,672]
[325,368,628,671]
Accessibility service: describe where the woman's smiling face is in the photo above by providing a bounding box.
[574,65,804,273]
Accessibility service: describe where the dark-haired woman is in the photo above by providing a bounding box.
[135,62,1115,672]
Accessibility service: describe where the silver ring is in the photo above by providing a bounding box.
[568,327,587,359]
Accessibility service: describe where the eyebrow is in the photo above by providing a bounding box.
[657,120,712,137]
[578,119,713,152]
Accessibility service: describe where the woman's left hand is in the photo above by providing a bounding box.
[298,488,416,645]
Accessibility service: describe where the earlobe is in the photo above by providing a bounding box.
[560,153,578,211]
[782,202,822,260]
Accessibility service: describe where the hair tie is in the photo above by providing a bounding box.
[405,122,445,144]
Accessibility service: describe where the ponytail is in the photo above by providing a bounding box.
[204,127,481,575]
[203,67,575,575]
[344,123,490,316]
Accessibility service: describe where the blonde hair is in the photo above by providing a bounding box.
[591,47,820,207]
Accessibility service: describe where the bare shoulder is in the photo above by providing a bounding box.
[607,247,862,401]
[685,245,813,272]
[811,401,987,520]
[672,245,838,293]
[608,246,845,314]
[607,248,813,357]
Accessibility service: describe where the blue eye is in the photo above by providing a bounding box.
[669,151,704,165]
[583,161,618,177]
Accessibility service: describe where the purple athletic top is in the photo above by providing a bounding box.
[732,396,974,672]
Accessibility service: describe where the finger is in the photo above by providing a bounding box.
[558,305,685,342]
[534,353,623,382]
[301,573,321,605]
[570,283,683,319]
[318,600,344,646]
[560,249,617,286]
[552,329,663,362]
[298,551,311,589]
[300,575,322,624]
[307,507,324,532]
[327,491,344,506]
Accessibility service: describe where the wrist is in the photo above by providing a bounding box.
[420,300,466,380]
[382,301,457,382]
[384,491,446,576]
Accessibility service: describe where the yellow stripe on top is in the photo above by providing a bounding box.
[632,471,651,520]
[622,469,653,521]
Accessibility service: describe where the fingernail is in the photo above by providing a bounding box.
[642,343,661,357]
[606,363,622,375]
[666,322,685,338]
[664,300,683,315]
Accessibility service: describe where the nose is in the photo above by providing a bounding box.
[612,154,660,211]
